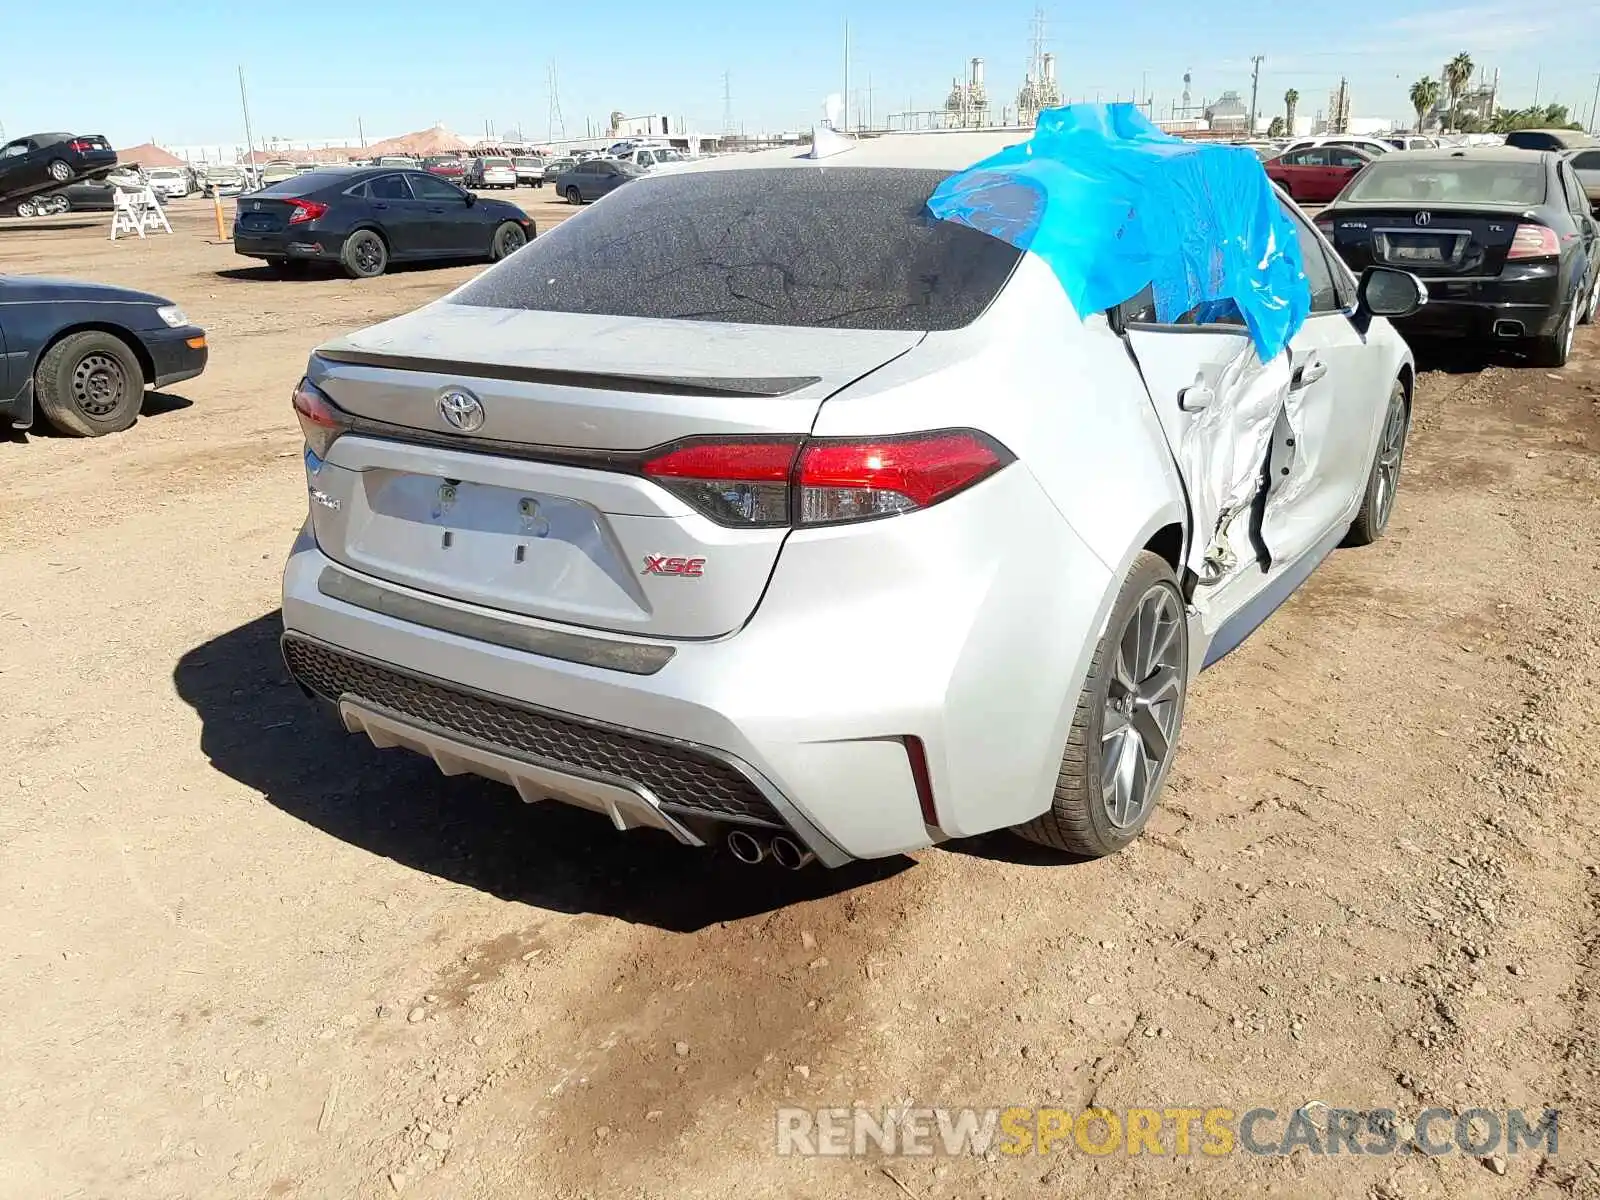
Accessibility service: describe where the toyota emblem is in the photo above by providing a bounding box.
[1414,211,1432,226]
[437,389,485,432]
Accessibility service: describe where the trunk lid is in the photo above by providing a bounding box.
[305,304,922,639]
[1321,204,1529,277]
[235,195,307,235]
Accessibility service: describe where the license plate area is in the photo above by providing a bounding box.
[347,472,646,622]
[240,212,280,232]
[1374,229,1470,267]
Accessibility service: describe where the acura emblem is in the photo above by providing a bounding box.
[1414,212,1432,226]
[252,201,261,210]
[437,388,485,432]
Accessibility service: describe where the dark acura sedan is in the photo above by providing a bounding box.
[232,166,534,279]
[1316,148,1600,366]
[0,275,208,436]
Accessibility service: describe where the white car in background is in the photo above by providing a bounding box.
[469,156,517,189]
[615,146,692,172]
[280,131,1423,869]
[146,168,190,199]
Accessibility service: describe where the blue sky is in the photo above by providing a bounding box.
[3,0,1597,149]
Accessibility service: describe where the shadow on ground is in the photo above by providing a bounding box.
[5,390,195,440]
[213,260,480,283]
[172,612,911,932]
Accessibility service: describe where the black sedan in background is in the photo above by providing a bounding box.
[1316,148,1600,366]
[231,166,534,279]
[0,133,117,206]
[0,275,208,437]
[8,179,121,217]
[555,159,644,204]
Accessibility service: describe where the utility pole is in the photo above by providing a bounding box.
[547,61,566,142]
[843,21,850,132]
[357,117,366,149]
[1247,55,1264,136]
[866,73,874,130]
[1533,66,1542,106]
[722,71,735,135]
[237,66,257,169]
[1589,74,1600,133]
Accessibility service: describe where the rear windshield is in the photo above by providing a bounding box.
[482,157,512,166]
[257,172,348,194]
[452,167,1022,331]
[1340,159,1547,205]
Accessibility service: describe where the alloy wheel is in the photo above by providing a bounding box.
[1101,584,1185,828]
[354,237,382,274]
[498,226,525,256]
[72,352,125,418]
[1371,388,1407,531]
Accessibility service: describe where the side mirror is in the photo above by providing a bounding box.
[463,190,476,206]
[1358,266,1427,319]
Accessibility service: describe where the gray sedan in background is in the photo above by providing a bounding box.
[554,159,644,204]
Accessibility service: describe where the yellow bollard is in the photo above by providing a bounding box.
[213,192,226,241]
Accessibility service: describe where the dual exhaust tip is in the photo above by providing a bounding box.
[726,829,815,870]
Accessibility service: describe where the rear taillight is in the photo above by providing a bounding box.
[1315,217,1335,236]
[287,199,328,225]
[642,439,799,526]
[641,430,1012,528]
[291,378,349,458]
[1507,224,1560,259]
[67,139,97,152]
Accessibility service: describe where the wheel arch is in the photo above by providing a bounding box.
[33,322,152,388]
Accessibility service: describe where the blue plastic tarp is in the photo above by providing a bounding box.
[927,103,1310,360]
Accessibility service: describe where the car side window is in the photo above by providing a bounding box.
[1574,151,1600,170]
[408,173,462,201]
[1330,149,1367,169]
[1278,151,1308,167]
[1558,165,1588,217]
[1,142,28,158]
[369,174,412,201]
[1285,207,1342,314]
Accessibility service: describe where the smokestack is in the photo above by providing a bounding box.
[970,57,984,88]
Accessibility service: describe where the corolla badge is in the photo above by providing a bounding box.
[437,388,486,432]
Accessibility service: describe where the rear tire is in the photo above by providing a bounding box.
[1530,297,1577,367]
[340,229,387,279]
[47,159,73,181]
[15,198,38,218]
[1013,551,1188,858]
[33,330,145,437]
[565,187,582,205]
[1343,379,1408,547]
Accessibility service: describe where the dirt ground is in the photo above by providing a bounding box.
[5,195,1600,1200]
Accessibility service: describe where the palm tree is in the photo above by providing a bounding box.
[1283,89,1299,136]
[1445,52,1474,130]
[1410,77,1441,131]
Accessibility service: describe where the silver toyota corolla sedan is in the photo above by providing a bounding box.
[279,128,1421,868]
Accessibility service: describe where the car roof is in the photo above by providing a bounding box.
[677,130,1030,176]
[1365,147,1556,165]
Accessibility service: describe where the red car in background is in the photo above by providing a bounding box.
[1264,145,1374,204]
[423,156,465,182]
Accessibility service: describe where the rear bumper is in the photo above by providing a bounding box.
[233,230,342,261]
[144,326,209,389]
[1378,264,1565,339]
[280,465,1115,862]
